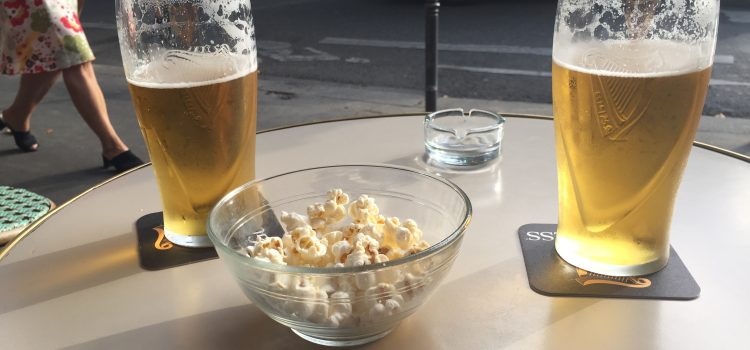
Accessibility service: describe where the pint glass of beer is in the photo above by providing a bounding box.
[116,0,258,247]
[552,0,718,275]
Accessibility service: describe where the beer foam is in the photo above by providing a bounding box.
[119,0,257,88]
[553,40,712,78]
[553,0,717,77]
[127,0,255,52]
[128,49,257,88]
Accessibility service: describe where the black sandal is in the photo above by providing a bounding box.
[0,115,38,152]
[103,150,145,173]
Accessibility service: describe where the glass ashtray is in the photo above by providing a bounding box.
[424,108,505,166]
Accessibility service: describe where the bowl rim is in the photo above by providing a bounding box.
[207,163,473,274]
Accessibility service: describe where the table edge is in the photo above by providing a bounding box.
[2,113,747,262]
[692,141,750,162]
[0,161,151,260]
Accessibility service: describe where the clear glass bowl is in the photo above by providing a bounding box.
[207,164,472,346]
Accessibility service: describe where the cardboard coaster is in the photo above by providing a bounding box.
[518,224,700,300]
[136,213,218,271]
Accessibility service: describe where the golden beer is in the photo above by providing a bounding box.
[552,41,711,275]
[128,61,258,246]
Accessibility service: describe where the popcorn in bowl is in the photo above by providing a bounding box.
[247,189,430,267]
[207,164,471,346]
[245,189,432,328]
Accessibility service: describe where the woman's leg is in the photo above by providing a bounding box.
[61,62,129,160]
[2,70,61,132]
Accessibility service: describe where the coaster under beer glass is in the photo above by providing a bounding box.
[116,0,258,247]
[552,0,718,275]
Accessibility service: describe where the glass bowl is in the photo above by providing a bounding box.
[207,164,472,346]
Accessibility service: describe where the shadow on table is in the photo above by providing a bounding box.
[60,304,323,350]
[404,257,664,348]
[384,257,601,349]
[0,233,140,314]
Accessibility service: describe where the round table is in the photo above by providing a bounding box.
[1,114,748,349]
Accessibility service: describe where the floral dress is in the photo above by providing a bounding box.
[0,0,94,75]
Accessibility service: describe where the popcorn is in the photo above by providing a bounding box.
[280,211,309,231]
[294,235,328,265]
[323,230,343,248]
[396,273,425,301]
[276,279,330,323]
[248,236,286,265]
[324,200,347,224]
[348,195,380,224]
[402,219,423,241]
[327,188,350,206]
[364,283,404,322]
[350,233,380,260]
[367,298,401,322]
[361,223,383,243]
[309,289,330,323]
[329,291,353,315]
[379,245,407,261]
[287,278,318,319]
[326,313,347,327]
[344,246,371,267]
[256,248,285,265]
[341,223,364,242]
[331,240,353,264]
[307,203,327,231]
[324,188,349,223]
[245,189,434,329]
[283,225,318,266]
[354,272,377,290]
[405,241,431,257]
[375,266,401,285]
[383,216,401,236]
[367,303,389,322]
[335,276,359,296]
[384,217,420,250]
[364,283,404,307]
[305,189,350,233]
[374,254,389,263]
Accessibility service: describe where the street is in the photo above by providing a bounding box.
[81,0,750,118]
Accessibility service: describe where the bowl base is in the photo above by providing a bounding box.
[292,328,393,347]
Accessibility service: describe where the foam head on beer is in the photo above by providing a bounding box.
[553,0,717,74]
[118,0,258,84]
[116,0,259,246]
[129,47,257,88]
[551,0,718,276]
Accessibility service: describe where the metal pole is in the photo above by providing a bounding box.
[425,0,439,112]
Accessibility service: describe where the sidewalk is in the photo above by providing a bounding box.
[1,64,749,205]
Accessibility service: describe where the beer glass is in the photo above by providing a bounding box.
[116,0,258,247]
[552,0,718,275]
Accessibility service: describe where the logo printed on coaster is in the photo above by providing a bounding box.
[136,213,218,271]
[152,226,174,250]
[574,269,652,288]
[518,224,700,300]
